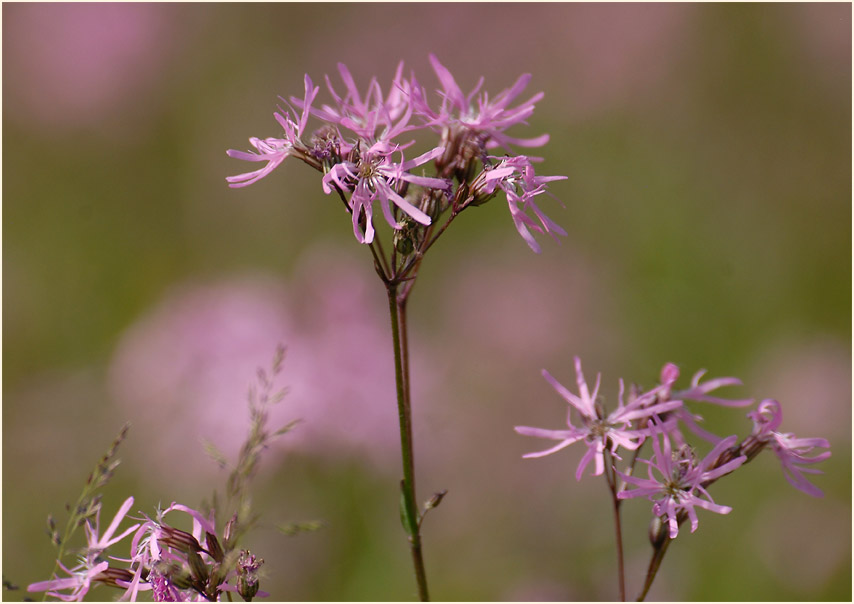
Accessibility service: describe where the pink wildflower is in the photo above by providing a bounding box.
[617,425,746,538]
[27,559,110,602]
[748,399,831,497]
[85,496,139,554]
[28,497,138,601]
[298,61,414,143]
[226,74,319,187]
[672,367,754,407]
[515,357,682,480]
[123,502,223,601]
[473,155,567,253]
[411,54,550,150]
[656,363,754,445]
[227,56,565,250]
[322,141,449,243]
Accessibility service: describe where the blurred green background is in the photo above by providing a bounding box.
[3,3,850,601]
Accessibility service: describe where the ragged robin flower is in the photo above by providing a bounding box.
[468,155,567,253]
[321,141,449,244]
[27,497,139,602]
[226,74,320,188]
[121,502,262,602]
[652,362,754,446]
[616,423,746,538]
[227,57,566,253]
[410,54,550,152]
[746,399,831,497]
[300,61,413,144]
[515,357,682,480]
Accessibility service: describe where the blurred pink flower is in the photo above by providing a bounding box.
[548,4,696,117]
[4,4,184,135]
[436,244,611,369]
[108,245,442,483]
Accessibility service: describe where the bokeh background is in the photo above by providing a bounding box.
[3,3,851,601]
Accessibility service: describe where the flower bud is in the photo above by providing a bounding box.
[93,566,135,587]
[310,125,342,165]
[187,549,209,585]
[158,525,202,555]
[393,216,425,256]
[648,515,668,548]
[660,363,680,387]
[424,490,448,511]
[46,515,61,546]
[206,532,224,563]
[393,229,415,255]
[237,550,263,601]
[223,513,239,552]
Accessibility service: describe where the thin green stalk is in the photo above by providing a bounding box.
[604,448,626,602]
[637,537,671,601]
[41,424,130,600]
[387,285,430,601]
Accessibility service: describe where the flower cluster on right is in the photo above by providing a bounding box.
[515,357,831,539]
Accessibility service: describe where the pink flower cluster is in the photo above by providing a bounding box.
[516,358,831,538]
[28,499,265,602]
[227,55,566,253]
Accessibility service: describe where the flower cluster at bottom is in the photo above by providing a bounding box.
[28,498,265,602]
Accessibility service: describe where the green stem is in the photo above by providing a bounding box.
[604,448,626,601]
[387,285,430,601]
[637,537,671,601]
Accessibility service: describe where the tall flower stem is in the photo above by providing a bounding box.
[387,284,430,601]
[603,448,626,601]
